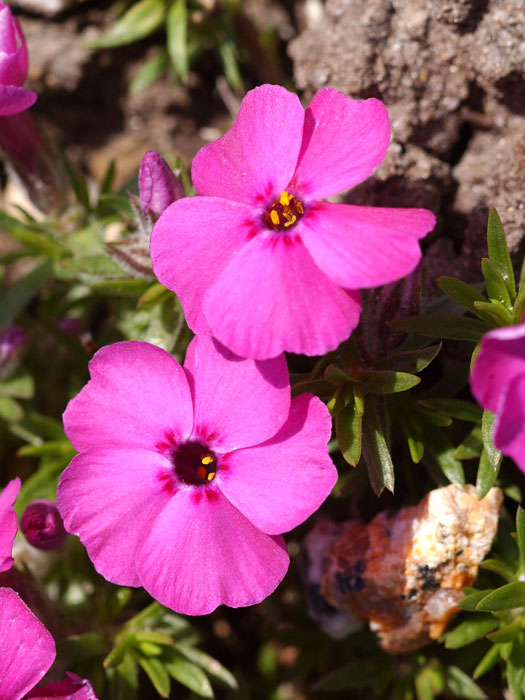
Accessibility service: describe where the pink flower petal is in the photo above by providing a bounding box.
[192,84,304,204]
[150,196,253,334]
[470,324,525,414]
[26,672,98,699]
[184,335,290,452]
[0,84,36,115]
[0,5,17,53]
[57,447,175,587]
[0,587,55,700]
[494,375,525,473]
[300,202,435,290]
[136,488,289,615]
[0,50,25,86]
[290,89,391,199]
[63,341,193,452]
[219,394,336,534]
[203,234,362,359]
[0,477,20,572]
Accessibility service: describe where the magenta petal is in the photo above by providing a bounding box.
[290,90,391,199]
[136,489,289,615]
[471,324,525,414]
[0,587,55,700]
[0,84,36,115]
[150,196,253,334]
[57,447,174,587]
[63,341,193,452]
[26,672,98,699]
[192,84,304,204]
[203,235,362,359]
[184,335,290,452]
[220,394,336,535]
[0,477,20,572]
[494,375,525,473]
[301,202,435,290]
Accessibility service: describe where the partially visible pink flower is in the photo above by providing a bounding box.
[151,84,436,360]
[0,477,21,572]
[471,323,525,471]
[26,673,97,699]
[139,150,184,218]
[21,500,68,550]
[57,336,337,615]
[0,2,36,116]
[0,587,55,700]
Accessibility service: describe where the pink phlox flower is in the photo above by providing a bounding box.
[57,335,337,615]
[471,323,525,472]
[0,477,21,572]
[151,84,436,360]
[0,2,37,116]
[0,588,98,699]
[0,587,55,700]
[26,673,98,699]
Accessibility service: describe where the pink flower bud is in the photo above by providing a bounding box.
[138,150,183,218]
[0,325,26,365]
[0,2,37,115]
[21,500,68,550]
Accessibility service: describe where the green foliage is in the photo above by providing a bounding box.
[89,0,247,92]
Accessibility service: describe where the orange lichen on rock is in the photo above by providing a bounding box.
[320,484,503,653]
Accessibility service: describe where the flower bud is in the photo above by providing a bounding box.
[0,325,26,378]
[21,500,68,550]
[0,2,37,115]
[138,150,183,218]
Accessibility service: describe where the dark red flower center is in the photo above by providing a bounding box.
[173,441,217,485]
[262,190,304,231]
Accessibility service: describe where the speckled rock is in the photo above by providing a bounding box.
[319,485,502,653]
[289,0,525,271]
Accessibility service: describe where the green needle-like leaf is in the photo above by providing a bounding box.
[361,369,420,394]
[473,644,500,679]
[89,0,166,48]
[516,507,525,578]
[391,314,486,343]
[167,0,189,80]
[481,258,512,308]
[444,615,499,649]
[481,410,502,469]
[476,582,525,612]
[362,395,395,495]
[336,402,362,466]
[487,209,516,301]
[438,277,490,319]
[487,619,523,644]
[476,448,501,500]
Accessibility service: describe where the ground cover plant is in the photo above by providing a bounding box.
[1,1,525,699]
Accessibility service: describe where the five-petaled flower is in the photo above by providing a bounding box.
[0,481,98,700]
[0,2,36,116]
[471,323,525,473]
[57,336,337,615]
[151,84,436,360]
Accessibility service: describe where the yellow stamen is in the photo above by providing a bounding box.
[207,472,216,482]
[270,210,280,226]
[201,455,215,465]
[279,191,292,206]
[296,201,304,214]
